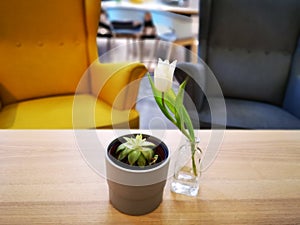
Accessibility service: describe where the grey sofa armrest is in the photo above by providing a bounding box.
[174,62,207,112]
[284,74,300,119]
[283,38,300,119]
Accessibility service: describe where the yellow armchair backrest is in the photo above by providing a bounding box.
[0,0,100,105]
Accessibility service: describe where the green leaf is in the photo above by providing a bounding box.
[171,78,196,140]
[175,78,187,108]
[118,148,133,161]
[148,73,176,124]
[163,89,176,114]
[123,137,132,143]
[140,141,156,147]
[128,150,141,165]
[148,73,195,145]
[141,148,154,161]
[175,105,184,131]
[182,106,195,141]
[122,142,134,149]
[116,143,126,153]
[173,79,187,130]
[178,78,195,141]
[137,154,146,167]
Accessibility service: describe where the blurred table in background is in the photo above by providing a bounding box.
[99,0,199,60]
[101,0,199,16]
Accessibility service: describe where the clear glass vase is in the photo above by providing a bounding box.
[171,139,202,197]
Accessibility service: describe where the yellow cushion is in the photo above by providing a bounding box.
[0,94,139,129]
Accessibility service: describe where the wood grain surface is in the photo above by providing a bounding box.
[0,130,299,224]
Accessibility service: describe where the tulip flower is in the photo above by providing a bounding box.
[148,58,199,176]
[154,58,177,92]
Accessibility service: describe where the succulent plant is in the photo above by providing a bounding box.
[116,134,158,167]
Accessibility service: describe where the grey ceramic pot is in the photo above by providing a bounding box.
[106,134,170,216]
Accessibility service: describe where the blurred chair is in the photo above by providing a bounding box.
[104,7,146,58]
[150,10,197,60]
[97,11,113,51]
[141,12,156,40]
[0,0,147,129]
[175,0,300,129]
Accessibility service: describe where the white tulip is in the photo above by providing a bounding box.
[154,58,177,92]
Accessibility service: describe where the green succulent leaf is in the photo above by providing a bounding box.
[140,141,156,147]
[137,154,146,167]
[118,148,133,161]
[123,136,133,144]
[116,143,126,153]
[141,148,154,161]
[128,150,141,166]
[123,142,134,149]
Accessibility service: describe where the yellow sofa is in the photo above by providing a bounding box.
[0,0,147,129]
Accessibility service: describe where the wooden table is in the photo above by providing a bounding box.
[1,130,299,224]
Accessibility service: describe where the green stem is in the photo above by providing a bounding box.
[180,127,191,141]
[191,141,198,177]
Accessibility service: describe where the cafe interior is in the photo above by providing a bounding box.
[0,1,300,224]
[0,0,299,129]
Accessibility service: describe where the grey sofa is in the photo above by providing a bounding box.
[175,0,300,129]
